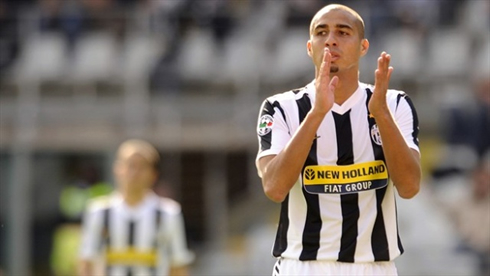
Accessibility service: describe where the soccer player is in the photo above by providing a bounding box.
[79,139,194,276]
[256,4,421,275]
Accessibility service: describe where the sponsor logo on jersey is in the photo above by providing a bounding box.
[106,248,157,266]
[303,160,388,194]
[258,114,274,136]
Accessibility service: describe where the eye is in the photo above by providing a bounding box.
[338,30,349,36]
[316,30,327,36]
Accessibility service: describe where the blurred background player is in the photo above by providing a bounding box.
[78,139,194,276]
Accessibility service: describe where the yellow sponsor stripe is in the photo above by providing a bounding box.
[105,248,157,266]
[303,160,388,185]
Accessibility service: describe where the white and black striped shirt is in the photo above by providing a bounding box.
[256,81,419,263]
[80,192,194,276]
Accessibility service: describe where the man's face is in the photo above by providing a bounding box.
[113,153,157,193]
[307,8,367,73]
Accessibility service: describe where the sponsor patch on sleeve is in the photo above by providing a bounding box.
[257,114,274,136]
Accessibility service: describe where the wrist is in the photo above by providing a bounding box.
[305,111,327,127]
[301,110,327,136]
[371,109,392,122]
[308,109,328,121]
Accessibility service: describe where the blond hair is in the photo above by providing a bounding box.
[116,139,160,168]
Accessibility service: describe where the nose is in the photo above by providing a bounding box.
[325,33,337,47]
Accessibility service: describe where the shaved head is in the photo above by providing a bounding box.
[309,4,365,39]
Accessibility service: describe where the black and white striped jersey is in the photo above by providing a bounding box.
[80,192,194,276]
[256,80,419,263]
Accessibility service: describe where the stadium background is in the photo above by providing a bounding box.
[0,0,488,275]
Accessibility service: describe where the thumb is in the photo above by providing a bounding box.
[329,76,339,91]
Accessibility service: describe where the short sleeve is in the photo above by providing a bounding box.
[165,210,195,267]
[79,205,104,260]
[394,93,420,153]
[256,99,291,169]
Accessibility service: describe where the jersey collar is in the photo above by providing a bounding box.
[307,80,364,115]
[113,191,160,219]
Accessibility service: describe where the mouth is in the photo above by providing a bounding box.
[329,52,340,61]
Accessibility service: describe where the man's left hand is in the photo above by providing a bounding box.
[369,52,393,117]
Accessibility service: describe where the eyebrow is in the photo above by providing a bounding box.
[314,23,354,32]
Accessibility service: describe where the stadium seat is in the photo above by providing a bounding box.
[70,32,119,84]
[219,31,262,85]
[426,28,472,79]
[473,34,490,79]
[121,34,165,82]
[176,28,219,83]
[13,32,68,83]
[264,28,313,85]
[459,0,490,38]
[379,29,422,81]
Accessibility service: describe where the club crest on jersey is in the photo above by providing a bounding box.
[371,124,382,145]
[258,114,274,136]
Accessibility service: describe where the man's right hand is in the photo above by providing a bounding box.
[313,48,338,115]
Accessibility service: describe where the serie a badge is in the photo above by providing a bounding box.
[258,114,274,136]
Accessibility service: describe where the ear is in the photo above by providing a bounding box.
[152,172,159,186]
[307,40,312,57]
[360,38,369,57]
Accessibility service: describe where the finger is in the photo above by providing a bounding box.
[374,66,393,92]
[329,75,339,90]
[377,57,384,76]
[377,52,389,73]
[386,66,393,81]
[374,68,381,86]
[383,53,391,72]
[320,48,332,77]
[376,53,392,81]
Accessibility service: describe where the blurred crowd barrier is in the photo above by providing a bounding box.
[0,0,489,275]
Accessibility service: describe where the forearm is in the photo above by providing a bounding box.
[170,266,189,276]
[78,260,93,276]
[375,111,421,198]
[261,111,325,202]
